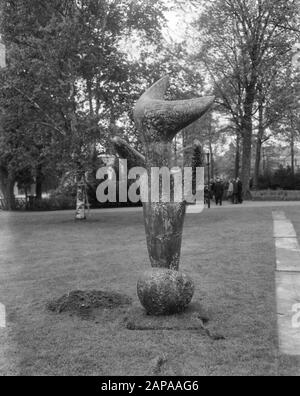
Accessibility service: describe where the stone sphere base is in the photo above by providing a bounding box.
[137,268,195,316]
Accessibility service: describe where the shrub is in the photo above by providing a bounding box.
[257,167,300,190]
[27,196,76,211]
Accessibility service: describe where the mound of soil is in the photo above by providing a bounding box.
[47,290,132,320]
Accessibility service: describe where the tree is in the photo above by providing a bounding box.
[191,140,204,195]
[252,65,299,189]
[190,0,299,196]
[0,0,167,212]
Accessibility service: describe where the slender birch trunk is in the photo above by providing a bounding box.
[75,174,86,221]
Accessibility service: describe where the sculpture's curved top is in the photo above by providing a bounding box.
[134,76,215,143]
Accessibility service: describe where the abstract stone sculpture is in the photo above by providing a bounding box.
[113,76,214,315]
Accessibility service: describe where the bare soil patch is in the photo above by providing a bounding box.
[47,290,132,320]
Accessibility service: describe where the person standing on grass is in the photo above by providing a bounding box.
[210,179,215,201]
[204,184,210,205]
[237,177,243,204]
[224,180,229,198]
[227,179,234,201]
[214,178,224,206]
[232,179,239,204]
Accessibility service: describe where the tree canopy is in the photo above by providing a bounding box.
[0,0,299,209]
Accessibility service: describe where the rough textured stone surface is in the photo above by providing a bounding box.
[143,202,186,271]
[137,269,195,315]
[133,76,215,145]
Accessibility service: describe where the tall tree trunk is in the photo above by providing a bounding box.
[235,132,241,179]
[36,181,42,201]
[241,130,252,199]
[241,84,256,199]
[291,129,295,189]
[262,147,267,175]
[209,140,214,178]
[253,138,262,190]
[182,130,190,167]
[36,165,43,200]
[253,103,264,190]
[0,173,16,211]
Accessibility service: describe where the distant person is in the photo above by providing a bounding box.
[227,180,234,201]
[214,178,224,206]
[224,180,229,195]
[232,179,239,204]
[210,179,215,200]
[237,177,243,204]
[204,185,210,205]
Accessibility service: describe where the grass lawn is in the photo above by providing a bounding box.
[0,205,300,376]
